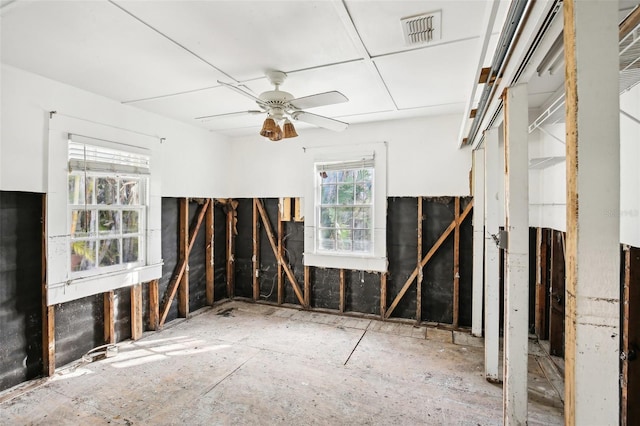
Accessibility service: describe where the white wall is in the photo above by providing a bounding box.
[1,64,231,197]
[229,114,472,198]
[527,85,640,248]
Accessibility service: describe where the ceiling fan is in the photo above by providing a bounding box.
[195,70,349,141]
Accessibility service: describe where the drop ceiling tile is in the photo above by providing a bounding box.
[115,0,363,81]
[0,1,226,101]
[374,38,479,110]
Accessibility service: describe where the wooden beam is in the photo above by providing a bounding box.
[304,265,311,307]
[339,269,346,313]
[281,197,292,221]
[294,197,304,222]
[104,291,115,344]
[380,273,387,320]
[178,198,189,318]
[252,199,260,301]
[385,200,473,319]
[226,202,236,299]
[535,228,549,339]
[453,197,461,328]
[549,230,565,357]
[205,199,214,306]
[416,197,423,323]
[131,284,143,340]
[255,199,306,307]
[41,194,55,376]
[159,200,210,327]
[277,201,284,304]
[620,4,640,40]
[148,279,159,331]
[478,67,491,84]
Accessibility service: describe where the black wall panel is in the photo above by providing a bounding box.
[214,203,227,300]
[0,192,43,391]
[188,200,207,312]
[55,294,104,368]
[160,198,179,323]
[234,198,253,299]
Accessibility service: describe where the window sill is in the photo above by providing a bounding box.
[304,252,387,272]
[47,262,163,305]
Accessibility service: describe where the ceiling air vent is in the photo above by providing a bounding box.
[401,11,441,45]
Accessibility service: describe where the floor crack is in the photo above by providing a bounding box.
[201,354,256,396]
[344,329,367,366]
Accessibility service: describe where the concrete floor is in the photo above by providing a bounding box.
[0,302,563,425]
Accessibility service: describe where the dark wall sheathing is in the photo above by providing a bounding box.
[528,227,537,333]
[234,198,254,299]
[283,219,305,305]
[345,270,380,315]
[458,198,474,327]
[0,192,43,391]
[160,198,179,323]
[55,294,104,367]
[311,268,340,310]
[114,287,131,343]
[214,203,228,300]
[257,199,279,303]
[387,197,418,319]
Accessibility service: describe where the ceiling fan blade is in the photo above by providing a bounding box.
[195,110,263,122]
[291,111,348,132]
[217,80,266,106]
[289,91,348,110]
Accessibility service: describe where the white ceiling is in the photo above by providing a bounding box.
[1,0,511,138]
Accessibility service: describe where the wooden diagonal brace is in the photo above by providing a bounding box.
[385,199,474,320]
[255,199,307,308]
[159,199,211,327]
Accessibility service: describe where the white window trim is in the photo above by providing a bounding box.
[47,116,162,305]
[303,142,388,272]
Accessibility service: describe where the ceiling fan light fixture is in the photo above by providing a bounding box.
[269,123,283,142]
[259,117,277,137]
[283,118,298,138]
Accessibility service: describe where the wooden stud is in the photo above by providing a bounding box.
[41,194,55,376]
[339,269,346,313]
[131,284,143,340]
[304,265,311,308]
[178,198,189,318]
[380,273,387,320]
[277,200,284,304]
[148,279,159,331]
[294,197,304,222]
[255,199,307,307]
[453,197,461,328]
[104,291,115,344]
[386,200,473,319]
[281,197,292,221]
[226,202,235,299]
[206,199,214,306]
[469,109,477,119]
[416,197,423,323]
[159,200,210,327]
[478,67,491,84]
[252,199,260,301]
[548,230,565,357]
[535,228,549,339]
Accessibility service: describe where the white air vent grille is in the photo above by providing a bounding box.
[401,11,441,45]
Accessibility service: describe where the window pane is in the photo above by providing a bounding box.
[336,207,353,228]
[123,237,139,263]
[68,175,83,204]
[96,177,117,205]
[318,229,335,250]
[99,210,120,234]
[337,170,354,183]
[120,178,140,205]
[353,230,372,253]
[337,183,354,205]
[356,169,372,182]
[98,239,120,267]
[353,207,372,229]
[122,210,140,234]
[337,229,352,251]
[321,184,337,205]
[355,182,372,204]
[320,170,337,183]
[71,241,95,271]
[71,210,95,237]
[320,207,335,228]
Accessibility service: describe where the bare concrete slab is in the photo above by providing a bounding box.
[0,301,563,425]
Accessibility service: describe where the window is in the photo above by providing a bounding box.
[68,140,149,277]
[303,144,387,272]
[317,165,373,254]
